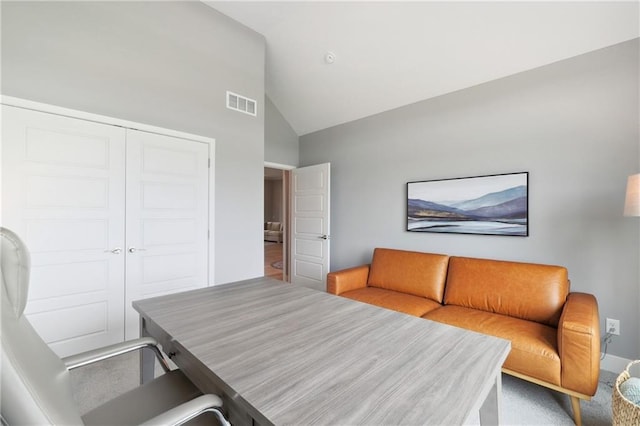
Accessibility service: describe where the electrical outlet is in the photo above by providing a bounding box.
[606,318,620,336]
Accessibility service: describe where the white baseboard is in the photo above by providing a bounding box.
[600,353,634,373]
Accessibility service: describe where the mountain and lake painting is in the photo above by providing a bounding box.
[407,172,528,236]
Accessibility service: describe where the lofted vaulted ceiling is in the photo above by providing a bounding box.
[207,1,639,136]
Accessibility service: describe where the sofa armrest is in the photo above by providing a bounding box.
[327,265,370,295]
[557,292,600,396]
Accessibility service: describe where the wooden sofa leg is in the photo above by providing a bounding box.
[570,396,582,426]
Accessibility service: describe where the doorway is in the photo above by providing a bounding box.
[263,162,330,288]
[264,166,291,281]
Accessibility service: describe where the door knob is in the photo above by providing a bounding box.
[128,247,147,253]
[319,235,330,240]
[105,248,122,254]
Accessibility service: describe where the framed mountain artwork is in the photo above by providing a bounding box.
[407,172,528,236]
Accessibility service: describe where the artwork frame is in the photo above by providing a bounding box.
[407,172,529,236]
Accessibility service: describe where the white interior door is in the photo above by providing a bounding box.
[290,163,330,291]
[124,129,210,339]
[1,105,126,357]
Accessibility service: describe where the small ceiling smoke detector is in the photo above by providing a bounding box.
[324,51,336,64]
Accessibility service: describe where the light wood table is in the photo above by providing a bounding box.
[134,277,510,425]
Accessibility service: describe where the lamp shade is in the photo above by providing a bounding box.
[623,173,640,217]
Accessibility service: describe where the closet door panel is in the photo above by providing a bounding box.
[124,129,209,340]
[1,105,126,357]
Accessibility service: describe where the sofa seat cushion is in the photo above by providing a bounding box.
[341,287,442,317]
[423,306,561,386]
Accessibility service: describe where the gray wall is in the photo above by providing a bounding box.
[1,1,266,284]
[300,39,640,359]
[265,96,299,167]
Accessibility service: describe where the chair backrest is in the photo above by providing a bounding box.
[1,227,84,424]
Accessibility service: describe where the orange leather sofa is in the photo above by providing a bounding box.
[327,248,600,426]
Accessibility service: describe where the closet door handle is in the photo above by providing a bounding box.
[105,248,122,254]
[128,247,147,253]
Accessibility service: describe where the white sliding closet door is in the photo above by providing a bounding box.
[2,102,213,356]
[1,105,127,357]
[124,130,210,340]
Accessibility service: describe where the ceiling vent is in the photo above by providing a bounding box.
[226,91,257,117]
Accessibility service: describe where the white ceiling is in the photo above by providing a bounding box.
[207,1,639,136]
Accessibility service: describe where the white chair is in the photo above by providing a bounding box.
[0,227,230,425]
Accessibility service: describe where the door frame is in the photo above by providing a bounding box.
[264,161,295,282]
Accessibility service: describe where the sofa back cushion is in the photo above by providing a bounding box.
[367,248,449,302]
[444,256,569,327]
[266,222,282,231]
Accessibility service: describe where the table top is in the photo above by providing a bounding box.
[134,277,510,425]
